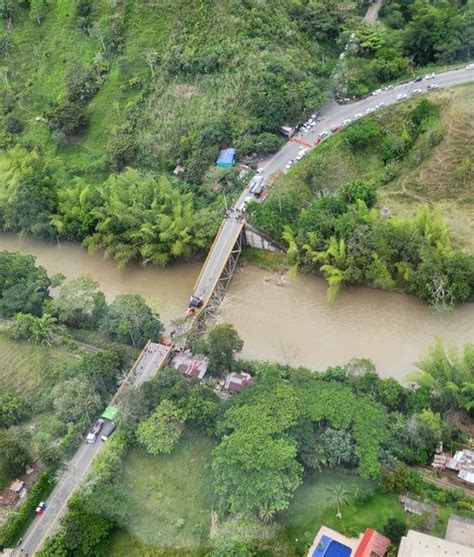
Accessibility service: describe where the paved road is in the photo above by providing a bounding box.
[190,66,474,312]
[258,66,474,187]
[364,0,384,23]
[20,441,102,556]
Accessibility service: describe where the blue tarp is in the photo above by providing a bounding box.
[216,148,236,168]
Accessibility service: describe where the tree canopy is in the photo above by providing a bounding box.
[137,399,184,455]
[0,250,51,317]
[99,293,163,348]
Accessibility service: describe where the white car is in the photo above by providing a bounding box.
[375,102,385,109]
[396,93,408,101]
[411,88,422,96]
[285,160,294,170]
[342,118,352,126]
[353,113,362,119]
[296,148,308,161]
[425,72,436,80]
[372,88,382,96]
[365,107,375,114]
[319,130,329,139]
[467,63,474,70]
[427,84,439,91]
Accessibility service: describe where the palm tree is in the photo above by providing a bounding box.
[326,484,352,518]
[30,314,61,346]
[259,504,276,524]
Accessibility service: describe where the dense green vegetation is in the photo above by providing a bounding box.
[0,250,160,501]
[0,1,471,269]
[250,97,474,307]
[336,0,474,97]
[35,322,473,556]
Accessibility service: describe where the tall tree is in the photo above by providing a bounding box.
[137,399,184,455]
[49,275,107,329]
[0,250,51,317]
[326,483,352,518]
[85,169,200,268]
[207,323,243,376]
[100,293,162,348]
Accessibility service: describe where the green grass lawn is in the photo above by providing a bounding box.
[0,334,75,398]
[108,431,216,557]
[240,246,288,271]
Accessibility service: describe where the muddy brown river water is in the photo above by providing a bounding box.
[1,233,472,381]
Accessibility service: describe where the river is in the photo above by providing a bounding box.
[1,233,472,381]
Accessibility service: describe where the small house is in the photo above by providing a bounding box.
[446,449,474,485]
[171,351,209,380]
[224,372,253,394]
[216,148,235,168]
[0,479,25,508]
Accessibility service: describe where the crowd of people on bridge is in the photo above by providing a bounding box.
[224,207,246,222]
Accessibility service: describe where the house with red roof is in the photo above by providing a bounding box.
[307,525,390,557]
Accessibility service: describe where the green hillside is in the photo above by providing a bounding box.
[250,88,474,307]
[1,0,342,179]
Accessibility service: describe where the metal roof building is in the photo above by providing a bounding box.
[216,148,236,168]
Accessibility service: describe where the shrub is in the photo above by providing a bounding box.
[66,62,100,103]
[344,119,381,150]
[49,100,88,136]
[5,114,23,134]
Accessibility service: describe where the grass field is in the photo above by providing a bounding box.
[108,432,216,557]
[0,334,75,398]
[377,85,474,251]
[108,432,471,556]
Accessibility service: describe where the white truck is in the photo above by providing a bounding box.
[86,418,105,444]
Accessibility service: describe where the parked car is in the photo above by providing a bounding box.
[414,76,423,82]
[372,88,382,96]
[375,102,385,109]
[353,113,362,119]
[396,93,408,101]
[365,107,375,114]
[284,160,294,170]
[330,124,341,132]
[318,130,329,139]
[342,118,352,126]
[427,84,439,90]
[296,148,308,161]
[467,63,474,70]
[411,88,422,96]
[425,72,436,80]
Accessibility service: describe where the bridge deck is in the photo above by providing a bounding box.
[192,216,244,309]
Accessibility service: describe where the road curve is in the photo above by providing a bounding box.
[257,67,474,190]
[190,66,474,311]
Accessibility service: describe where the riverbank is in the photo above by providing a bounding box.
[0,233,472,381]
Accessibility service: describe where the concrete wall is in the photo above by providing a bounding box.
[244,223,284,252]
